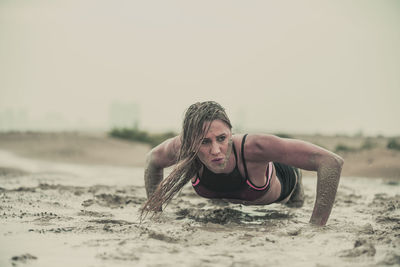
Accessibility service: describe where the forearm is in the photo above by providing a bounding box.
[144,153,164,199]
[310,157,343,226]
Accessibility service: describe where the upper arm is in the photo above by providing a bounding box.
[147,135,181,169]
[246,134,343,171]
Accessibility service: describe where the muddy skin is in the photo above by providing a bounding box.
[310,159,342,225]
[144,153,164,199]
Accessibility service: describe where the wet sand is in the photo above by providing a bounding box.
[0,133,399,267]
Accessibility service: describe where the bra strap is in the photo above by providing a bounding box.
[232,139,238,161]
[241,134,250,179]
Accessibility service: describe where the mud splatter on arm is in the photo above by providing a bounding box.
[310,155,344,226]
[144,136,180,199]
[144,152,164,199]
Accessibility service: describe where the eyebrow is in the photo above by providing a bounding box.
[203,134,226,140]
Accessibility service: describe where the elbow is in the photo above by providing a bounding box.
[327,153,344,171]
[318,152,344,171]
[334,154,344,168]
[334,155,344,177]
[146,147,164,169]
[145,149,153,162]
[338,155,344,167]
[145,149,156,167]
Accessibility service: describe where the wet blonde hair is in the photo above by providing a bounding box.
[141,101,232,217]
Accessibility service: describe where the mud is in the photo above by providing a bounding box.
[0,151,399,267]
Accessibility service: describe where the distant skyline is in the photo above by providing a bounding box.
[1,1,399,136]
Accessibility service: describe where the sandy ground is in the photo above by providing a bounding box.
[0,132,399,267]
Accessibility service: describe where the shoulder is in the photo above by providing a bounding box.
[231,133,255,150]
[149,135,181,167]
[240,134,343,169]
[236,133,284,162]
[234,133,281,149]
[154,135,180,152]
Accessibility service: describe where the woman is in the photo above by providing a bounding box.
[142,101,344,226]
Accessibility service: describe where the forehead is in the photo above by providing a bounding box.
[203,120,230,137]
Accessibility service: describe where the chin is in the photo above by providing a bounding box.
[210,163,226,172]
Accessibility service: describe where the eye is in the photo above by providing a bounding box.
[217,135,226,142]
[201,139,210,145]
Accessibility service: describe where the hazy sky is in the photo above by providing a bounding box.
[1,0,399,135]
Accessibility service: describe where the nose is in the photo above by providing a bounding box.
[210,141,221,155]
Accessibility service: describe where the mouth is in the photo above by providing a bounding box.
[211,158,224,163]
